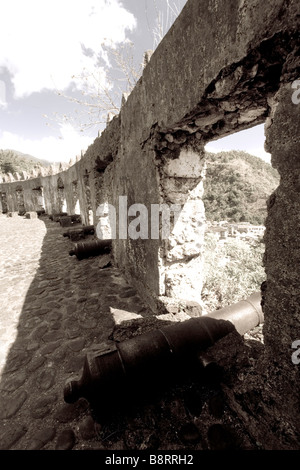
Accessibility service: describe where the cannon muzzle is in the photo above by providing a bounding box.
[64,292,263,415]
[69,239,112,260]
[63,225,95,238]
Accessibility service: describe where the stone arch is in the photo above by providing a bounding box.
[72,180,80,215]
[32,186,45,213]
[151,31,298,314]
[1,192,8,213]
[83,170,93,224]
[57,177,66,213]
[15,185,26,215]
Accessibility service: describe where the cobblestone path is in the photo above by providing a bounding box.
[0,214,154,450]
[0,214,272,453]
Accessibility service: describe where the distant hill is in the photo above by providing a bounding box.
[0,148,279,226]
[203,150,280,225]
[0,149,51,177]
[8,150,51,167]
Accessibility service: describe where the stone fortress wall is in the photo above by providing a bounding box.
[1,0,300,429]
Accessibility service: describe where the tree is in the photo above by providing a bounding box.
[2,161,15,174]
[147,0,184,49]
[0,150,17,174]
[201,233,265,312]
[203,151,279,225]
[44,1,187,134]
[44,41,143,133]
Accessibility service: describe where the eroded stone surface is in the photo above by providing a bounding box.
[0,0,299,451]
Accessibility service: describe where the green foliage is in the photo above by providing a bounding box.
[0,149,49,176]
[201,233,265,312]
[203,150,279,225]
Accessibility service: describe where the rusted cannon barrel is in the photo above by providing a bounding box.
[59,214,82,224]
[70,214,81,223]
[36,210,46,216]
[69,239,112,260]
[208,291,263,336]
[64,292,263,412]
[63,225,95,238]
[49,212,67,221]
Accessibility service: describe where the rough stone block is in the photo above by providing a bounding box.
[25,212,38,219]
[7,212,18,217]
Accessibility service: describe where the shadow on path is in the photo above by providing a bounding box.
[0,214,161,450]
[0,214,266,451]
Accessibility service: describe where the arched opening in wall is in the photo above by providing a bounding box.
[15,186,26,216]
[83,172,93,225]
[32,186,45,214]
[201,124,280,312]
[57,177,67,213]
[151,30,296,316]
[1,192,8,213]
[93,167,112,239]
[72,181,81,216]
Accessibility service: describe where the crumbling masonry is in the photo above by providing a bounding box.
[0,0,299,439]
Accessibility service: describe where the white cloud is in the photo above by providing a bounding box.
[0,125,94,163]
[0,80,7,109]
[204,124,271,163]
[0,0,136,98]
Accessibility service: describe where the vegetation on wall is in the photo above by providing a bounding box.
[201,150,278,311]
[201,233,265,312]
[45,1,187,133]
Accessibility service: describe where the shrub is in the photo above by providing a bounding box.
[201,233,265,312]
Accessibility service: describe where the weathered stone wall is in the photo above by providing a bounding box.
[0,1,299,412]
[0,115,120,224]
[263,79,300,425]
[109,0,300,313]
[0,178,44,215]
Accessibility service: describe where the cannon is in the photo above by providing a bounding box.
[49,212,67,221]
[63,225,95,238]
[59,214,82,226]
[69,239,112,260]
[64,292,263,417]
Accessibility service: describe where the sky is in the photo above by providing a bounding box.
[0,0,271,164]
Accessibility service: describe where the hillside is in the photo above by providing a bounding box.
[0,149,51,177]
[203,150,280,225]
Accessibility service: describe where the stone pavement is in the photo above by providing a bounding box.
[0,213,159,450]
[0,213,280,452]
